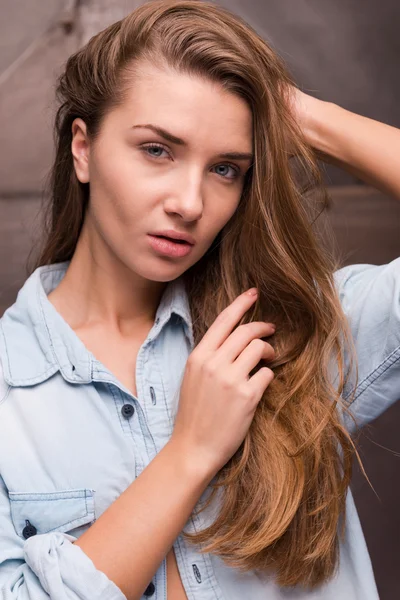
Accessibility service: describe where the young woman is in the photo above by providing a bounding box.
[0,1,399,599]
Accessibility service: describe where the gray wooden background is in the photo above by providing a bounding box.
[1,1,399,597]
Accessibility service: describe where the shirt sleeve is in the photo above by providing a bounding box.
[334,256,400,434]
[0,476,127,600]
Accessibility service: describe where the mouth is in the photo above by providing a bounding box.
[149,229,196,245]
[153,235,188,244]
[147,234,194,258]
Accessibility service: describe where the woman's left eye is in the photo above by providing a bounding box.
[213,164,240,180]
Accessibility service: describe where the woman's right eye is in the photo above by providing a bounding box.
[140,143,171,159]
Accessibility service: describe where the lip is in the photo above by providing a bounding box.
[147,234,194,258]
[149,229,195,245]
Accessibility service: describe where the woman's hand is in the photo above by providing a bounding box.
[170,289,276,478]
[283,85,331,157]
[285,86,324,145]
[284,84,400,199]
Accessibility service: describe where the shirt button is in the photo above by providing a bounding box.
[144,581,155,596]
[121,404,135,419]
[22,520,37,539]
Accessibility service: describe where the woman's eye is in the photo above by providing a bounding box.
[213,164,240,180]
[141,144,170,159]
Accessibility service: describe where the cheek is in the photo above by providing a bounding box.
[207,196,241,237]
[89,154,149,225]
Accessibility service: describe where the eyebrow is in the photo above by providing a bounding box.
[132,123,254,162]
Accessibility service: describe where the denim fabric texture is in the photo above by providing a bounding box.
[0,259,399,599]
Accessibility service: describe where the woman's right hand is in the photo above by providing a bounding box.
[170,288,276,478]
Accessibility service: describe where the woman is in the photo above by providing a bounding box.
[0,1,399,599]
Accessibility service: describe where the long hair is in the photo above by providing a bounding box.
[33,0,363,588]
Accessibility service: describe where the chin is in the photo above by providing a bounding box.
[123,257,190,283]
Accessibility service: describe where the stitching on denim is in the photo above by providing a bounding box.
[163,555,167,600]
[152,344,173,426]
[139,364,158,455]
[1,266,71,386]
[95,368,113,375]
[9,489,92,500]
[137,346,149,422]
[37,280,59,369]
[173,538,194,597]
[10,490,95,537]
[41,513,91,534]
[136,402,155,458]
[126,397,136,438]
[344,344,400,404]
[133,347,158,457]
[9,365,58,385]
[37,266,94,384]
[108,383,125,431]
[190,514,221,599]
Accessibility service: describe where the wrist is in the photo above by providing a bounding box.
[301,98,335,150]
[303,100,348,164]
[163,438,217,489]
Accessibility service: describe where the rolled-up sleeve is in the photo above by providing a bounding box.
[0,478,127,599]
[335,256,400,433]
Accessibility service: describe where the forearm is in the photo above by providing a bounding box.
[304,100,400,199]
[74,439,213,600]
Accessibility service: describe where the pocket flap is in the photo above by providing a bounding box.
[9,488,95,538]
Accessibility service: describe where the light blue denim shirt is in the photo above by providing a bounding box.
[0,259,399,599]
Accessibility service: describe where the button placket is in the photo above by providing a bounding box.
[141,341,171,451]
[145,337,173,430]
[109,385,136,436]
[174,530,224,599]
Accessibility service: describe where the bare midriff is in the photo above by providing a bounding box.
[167,547,188,599]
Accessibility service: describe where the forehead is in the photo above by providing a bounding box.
[111,62,253,151]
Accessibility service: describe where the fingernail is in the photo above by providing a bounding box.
[246,288,258,296]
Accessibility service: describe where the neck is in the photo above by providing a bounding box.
[47,221,167,337]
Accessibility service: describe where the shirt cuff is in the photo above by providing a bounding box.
[23,531,127,599]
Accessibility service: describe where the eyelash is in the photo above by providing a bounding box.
[140,143,241,180]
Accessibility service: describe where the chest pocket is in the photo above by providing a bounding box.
[8,488,96,539]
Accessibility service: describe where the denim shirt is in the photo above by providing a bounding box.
[0,259,399,599]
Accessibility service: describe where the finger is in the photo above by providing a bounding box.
[247,367,274,400]
[198,289,260,352]
[233,339,275,378]
[219,322,275,363]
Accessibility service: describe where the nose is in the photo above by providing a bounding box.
[164,172,204,222]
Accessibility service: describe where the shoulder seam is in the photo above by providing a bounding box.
[344,344,400,404]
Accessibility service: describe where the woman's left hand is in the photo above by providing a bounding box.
[284,85,327,150]
[284,84,400,199]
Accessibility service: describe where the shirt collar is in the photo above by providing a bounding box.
[0,261,193,387]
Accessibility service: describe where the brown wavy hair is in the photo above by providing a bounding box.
[33,0,365,589]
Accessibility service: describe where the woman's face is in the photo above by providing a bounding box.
[72,62,253,283]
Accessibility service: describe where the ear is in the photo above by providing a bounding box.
[71,118,90,183]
